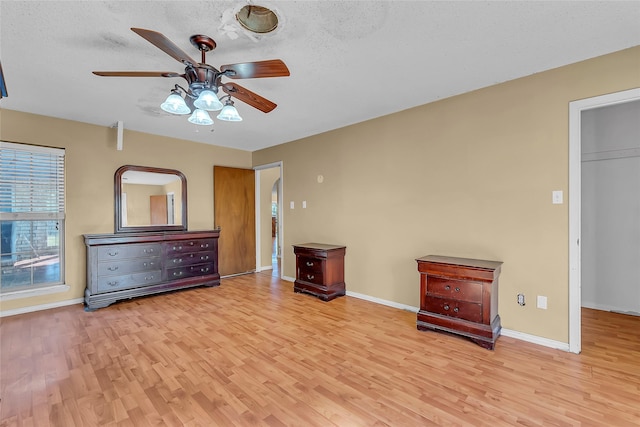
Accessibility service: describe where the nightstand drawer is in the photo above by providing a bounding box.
[425,298,482,322]
[298,256,324,274]
[297,269,324,285]
[426,276,482,303]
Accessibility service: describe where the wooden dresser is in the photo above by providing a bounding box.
[84,230,220,311]
[293,243,346,301]
[416,255,502,349]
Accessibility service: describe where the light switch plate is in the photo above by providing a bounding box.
[290,201,294,209]
[552,190,563,204]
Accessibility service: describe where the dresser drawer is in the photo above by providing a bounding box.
[167,262,216,280]
[97,257,160,276]
[426,276,482,303]
[167,251,216,267]
[166,239,216,254]
[424,297,482,323]
[97,270,162,292]
[98,243,161,261]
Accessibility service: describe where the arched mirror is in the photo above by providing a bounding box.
[115,165,187,233]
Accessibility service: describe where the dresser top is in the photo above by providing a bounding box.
[293,243,346,251]
[416,255,502,270]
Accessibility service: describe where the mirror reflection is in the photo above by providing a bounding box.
[115,165,187,233]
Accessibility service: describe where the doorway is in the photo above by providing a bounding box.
[255,162,283,278]
[568,88,640,353]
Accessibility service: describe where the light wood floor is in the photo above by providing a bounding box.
[1,273,639,426]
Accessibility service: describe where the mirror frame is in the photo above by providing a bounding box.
[114,165,188,233]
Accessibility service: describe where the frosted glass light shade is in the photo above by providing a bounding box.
[187,108,213,125]
[193,90,223,111]
[160,93,191,115]
[217,104,243,122]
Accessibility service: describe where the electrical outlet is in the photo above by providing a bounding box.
[517,293,525,306]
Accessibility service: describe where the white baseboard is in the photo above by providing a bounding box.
[281,275,295,283]
[1,297,84,318]
[256,265,273,272]
[346,290,419,313]
[500,328,570,351]
[345,290,570,351]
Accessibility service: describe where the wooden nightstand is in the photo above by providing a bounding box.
[293,243,346,301]
[416,255,502,349]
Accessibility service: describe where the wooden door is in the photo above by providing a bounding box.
[150,195,168,225]
[214,166,256,276]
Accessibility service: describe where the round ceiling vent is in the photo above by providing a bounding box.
[235,5,279,34]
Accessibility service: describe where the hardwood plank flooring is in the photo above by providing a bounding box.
[1,273,639,426]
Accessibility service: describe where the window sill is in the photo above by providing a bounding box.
[0,284,70,301]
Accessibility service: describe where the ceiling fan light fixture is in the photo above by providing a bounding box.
[217,100,243,122]
[187,108,214,126]
[193,89,223,111]
[161,92,191,115]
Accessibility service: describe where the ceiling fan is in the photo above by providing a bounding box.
[93,28,290,124]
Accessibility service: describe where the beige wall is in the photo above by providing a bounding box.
[253,46,640,343]
[0,110,251,312]
[259,167,280,269]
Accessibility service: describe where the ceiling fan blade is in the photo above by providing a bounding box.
[222,82,277,113]
[131,28,198,65]
[92,71,182,78]
[220,59,290,79]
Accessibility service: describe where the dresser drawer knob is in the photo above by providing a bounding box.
[455,287,460,292]
[189,242,195,246]
[200,267,210,272]
[143,262,155,267]
[143,248,154,253]
[107,251,119,257]
[145,276,154,281]
[453,307,459,313]
[173,258,182,264]
[306,261,314,267]
[107,281,118,287]
[444,304,450,310]
[306,274,314,280]
[173,271,184,277]
[201,243,209,248]
[445,285,450,290]
[107,266,119,271]
[200,255,209,260]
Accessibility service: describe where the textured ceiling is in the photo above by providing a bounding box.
[1,1,639,151]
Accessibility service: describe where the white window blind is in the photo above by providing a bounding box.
[0,141,65,220]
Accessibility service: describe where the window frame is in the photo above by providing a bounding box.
[0,141,67,299]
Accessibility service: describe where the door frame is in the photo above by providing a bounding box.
[254,161,283,276]
[568,87,640,354]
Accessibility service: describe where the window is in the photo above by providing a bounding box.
[0,141,65,294]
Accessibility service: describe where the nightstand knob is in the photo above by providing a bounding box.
[455,287,460,292]
[444,304,450,310]
[306,261,314,267]
[307,274,314,280]
[453,307,459,313]
[445,285,450,290]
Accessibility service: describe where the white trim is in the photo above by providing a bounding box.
[500,329,570,351]
[568,87,640,354]
[254,171,261,271]
[1,296,83,317]
[257,265,273,272]
[346,290,420,313]
[0,284,70,301]
[282,275,295,282]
